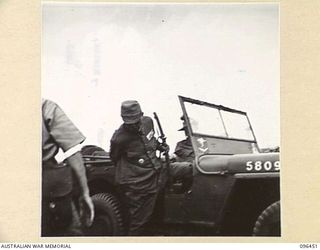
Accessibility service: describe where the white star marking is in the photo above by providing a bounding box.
[199,147,209,153]
[197,138,207,148]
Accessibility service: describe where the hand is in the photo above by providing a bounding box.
[169,153,177,162]
[79,194,95,227]
[161,143,170,153]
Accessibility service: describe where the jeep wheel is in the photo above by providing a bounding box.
[85,193,124,236]
[253,201,280,236]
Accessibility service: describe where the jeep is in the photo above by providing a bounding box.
[82,96,280,236]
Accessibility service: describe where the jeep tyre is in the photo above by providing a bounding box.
[253,201,280,236]
[85,193,124,236]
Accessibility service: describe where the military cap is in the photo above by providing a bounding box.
[121,100,143,124]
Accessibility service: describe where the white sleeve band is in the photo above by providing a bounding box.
[64,144,82,159]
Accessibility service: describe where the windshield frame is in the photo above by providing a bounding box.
[178,95,259,144]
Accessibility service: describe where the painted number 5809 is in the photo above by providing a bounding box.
[246,161,280,171]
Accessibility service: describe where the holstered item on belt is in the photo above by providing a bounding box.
[42,160,73,199]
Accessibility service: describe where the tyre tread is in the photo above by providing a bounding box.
[253,201,280,236]
[90,193,124,235]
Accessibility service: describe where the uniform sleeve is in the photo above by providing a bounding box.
[42,99,85,152]
[174,141,183,156]
[109,131,122,162]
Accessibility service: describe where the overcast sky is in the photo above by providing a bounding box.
[42,2,279,153]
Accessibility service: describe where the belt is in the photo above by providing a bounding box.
[125,156,154,169]
[125,157,163,172]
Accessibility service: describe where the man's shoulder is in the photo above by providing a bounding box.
[177,138,189,145]
[141,116,154,130]
[42,99,63,120]
[42,99,54,111]
[42,99,58,109]
[141,116,152,122]
[42,99,85,152]
[111,125,128,143]
[175,138,192,151]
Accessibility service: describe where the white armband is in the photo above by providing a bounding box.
[64,144,82,159]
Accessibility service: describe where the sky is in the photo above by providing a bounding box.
[42,2,279,153]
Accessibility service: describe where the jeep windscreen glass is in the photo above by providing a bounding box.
[220,110,255,141]
[184,101,255,141]
[184,102,227,137]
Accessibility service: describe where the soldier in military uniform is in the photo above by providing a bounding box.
[174,116,195,162]
[42,99,94,236]
[110,100,165,235]
[110,100,192,235]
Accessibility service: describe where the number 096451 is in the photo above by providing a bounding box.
[300,244,318,248]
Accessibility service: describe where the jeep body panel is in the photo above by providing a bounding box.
[163,161,279,233]
[164,170,236,228]
[161,96,280,234]
[82,154,117,195]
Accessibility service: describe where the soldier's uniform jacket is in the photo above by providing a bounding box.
[42,99,85,163]
[174,137,194,163]
[42,99,85,198]
[110,116,162,193]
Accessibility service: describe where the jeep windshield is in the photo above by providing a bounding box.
[179,96,259,155]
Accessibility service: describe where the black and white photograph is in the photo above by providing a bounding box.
[41,2,280,237]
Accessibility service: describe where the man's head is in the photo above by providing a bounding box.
[178,115,199,137]
[178,115,190,137]
[121,100,143,124]
[121,100,143,132]
[178,115,187,132]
